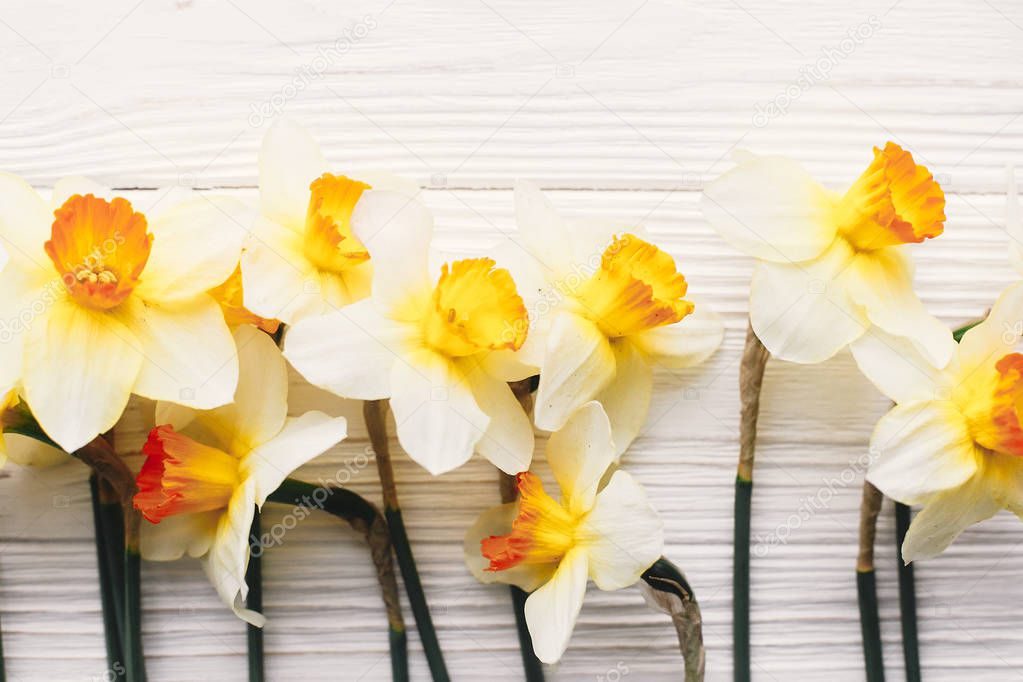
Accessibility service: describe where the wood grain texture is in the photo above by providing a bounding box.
[1,1,1022,680]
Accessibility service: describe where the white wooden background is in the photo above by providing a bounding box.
[0,0,1021,679]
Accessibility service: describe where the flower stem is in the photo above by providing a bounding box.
[641,557,705,682]
[857,480,885,682]
[363,400,449,682]
[122,509,146,682]
[245,511,264,682]
[266,477,408,682]
[90,474,125,680]
[895,502,920,682]
[734,321,769,682]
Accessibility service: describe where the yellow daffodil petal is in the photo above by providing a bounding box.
[534,312,615,432]
[547,401,616,515]
[259,117,327,231]
[867,402,979,504]
[140,510,220,561]
[701,154,838,263]
[389,348,489,475]
[837,142,945,251]
[113,295,239,410]
[850,328,951,405]
[594,340,652,459]
[630,302,724,369]
[133,196,251,304]
[580,470,664,591]
[46,194,152,310]
[209,265,281,334]
[461,360,534,474]
[244,411,348,507]
[524,546,589,664]
[749,239,868,364]
[842,246,954,368]
[284,299,411,401]
[23,298,143,451]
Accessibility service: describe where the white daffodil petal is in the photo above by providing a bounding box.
[351,190,433,310]
[203,325,288,453]
[51,176,110,209]
[749,239,867,364]
[389,349,489,475]
[902,472,1000,562]
[1008,166,1023,276]
[463,362,534,474]
[0,263,53,391]
[595,340,652,459]
[241,217,325,324]
[582,470,664,591]
[201,479,263,627]
[246,411,348,506]
[631,303,725,369]
[514,180,573,277]
[958,281,1023,378]
[0,172,53,271]
[867,402,979,504]
[140,510,219,561]
[547,401,616,516]
[534,312,615,432]
[23,299,143,451]
[524,546,589,665]
[463,502,555,592]
[2,433,69,468]
[283,299,408,400]
[701,155,837,263]
[116,295,238,410]
[843,248,954,369]
[850,328,948,404]
[351,170,420,198]
[135,196,252,304]
[259,118,326,230]
[477,348,537,382]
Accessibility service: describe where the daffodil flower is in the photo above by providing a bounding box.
[509,181,724,456]
[0,174,251,451]
[464,402,663,663]
[701,142,953,368]
[136,325,348,625]
[284,190,535,475]
[853,282,1023,560]
[240,118,418,324]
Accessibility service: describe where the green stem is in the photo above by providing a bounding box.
[364,400,450,682]
[246,511,264,682]
[895,502,920,682]
[123,512,146,682]
[734,322,769,682]
[90,475,124,679]
[733,476,752,682]
[266,478,408,682]
[857,569,885,682]
[508,586,544,681]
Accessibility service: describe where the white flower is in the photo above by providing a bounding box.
[283,191,535,475]
[241,118,417,324]
[136,326,348,625]
[701,143,953,368]
[855,282,1023,561]
[0,174,250,451]
[464,402,663,663]
[509,181,724,457]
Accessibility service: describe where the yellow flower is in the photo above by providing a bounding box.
[0,174,251,451]
[240,118,418,324]
[510,181,724,456]
[855,282,1023,560]
[137,326,348,625]
[702,143,952,367]
[464,402,663,663]
[284,191,536,475]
